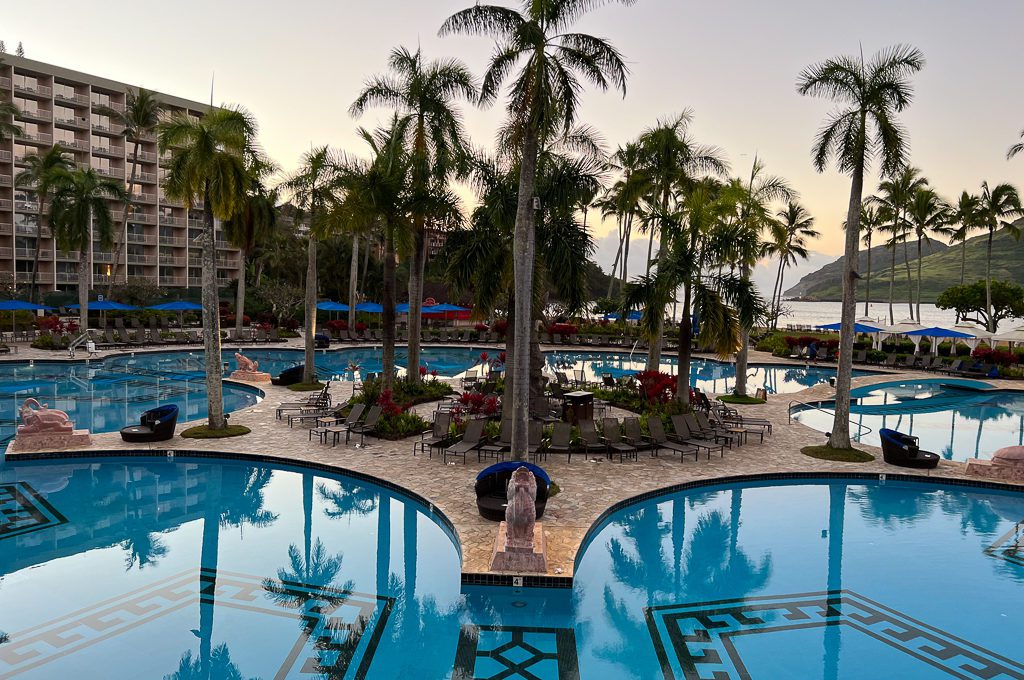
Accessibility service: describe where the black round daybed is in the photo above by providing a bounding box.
[475,462,550,521]
[879,428,940,469]
[120,404,179,443]
[271,364,304,386]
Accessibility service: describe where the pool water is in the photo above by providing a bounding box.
[545,351,872,395]
[791,379,1024,461]
[2,458,1022,679]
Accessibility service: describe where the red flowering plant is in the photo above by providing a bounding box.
[633,370,678,404]
[418,366,428,377]
[490,319,508,336]
[474,323,489,332]
[972,346,1017,366]
[376,390,404,417]
[38,316,77,334]
[326,319,348,332]
[548,322,578,336]
[355,321,368,332]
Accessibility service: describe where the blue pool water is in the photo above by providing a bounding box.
[2,457,1022,678]
[792,378,1024,461]
[546,350,871,395]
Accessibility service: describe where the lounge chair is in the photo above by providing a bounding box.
[879,428,939,469]
[938,359,964,375]
[120,404,179,442]
[543,421,574,462]
[712,406,773,435]
[527,421,544,461]
[287,399,340,428]
[706,410,763,444]
[577,419,608,458]
[882,354,898,368]
[347,405,383,446]
[443,418,486,464]
[669,415,723,458]
[415,412,451,457]
[853,350,867,364]
[475,461,550,521]
[478,418,513,462]
[646,417,699,460]
[530,397,560,424]
[311,403,365,446]
[622,417,656,454]
[461,369,479,390]
[687,412,740,448]
[601,417,637,462]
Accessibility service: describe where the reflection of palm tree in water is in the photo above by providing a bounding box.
[162,644,257,680]
[847,482,937,528]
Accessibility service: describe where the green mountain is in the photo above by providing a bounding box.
[785,226,1024,303]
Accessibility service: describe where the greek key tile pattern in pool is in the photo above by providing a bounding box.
[984,520,1024,568]
[0,483,67,540]
[452,624,580,680]
[0,568,394,679]
[644,590,1024,680]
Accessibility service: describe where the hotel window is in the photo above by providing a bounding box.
[91,134,109,152]
[16,236,35,250]
[13,74,37,91]
[54,105,75,123]
[93,157,111,173]
[15,213,39,228]
[14,96,36,115]
[13,144,30,159]
[91,92,110,108]
[57,262,76,275]
[19,122,39,139]
[127,265,145,277]
[54,83,76,100]
[16,260,34,274]
[53,129,75,146]
[90,112,110,130]
[159,226,174,238]
[188,229,202,241]
[189,268,201,279]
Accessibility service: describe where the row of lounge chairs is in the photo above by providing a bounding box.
[423,409,772,465]
[854,351,1001,377]
[321,327,665,349]
[274,384,386,447]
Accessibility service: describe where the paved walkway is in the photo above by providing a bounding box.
[4,342,1023,582]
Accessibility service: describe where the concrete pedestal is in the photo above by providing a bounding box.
[11,429,93,453]
[489,521,548,573]
[230,370,272,384]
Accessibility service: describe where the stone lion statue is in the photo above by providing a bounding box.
[505,466,537,551]
[234,353,259,372]
[18,398,73,434]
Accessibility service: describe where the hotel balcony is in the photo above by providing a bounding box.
[54,91,90,107]
[127,254,156,265]
[15,224,51,238]
[0,221,13,235]
[13,82,52,98]
[15,272,37,283]
[128,130,156,142]
[0,247,12,258]
[17,108,52,123]
[0,175,11,187]
[56,272,79,284]
[54,114,90,130]
[160,193,184,207]
[93,251,114,263]
[0,77,10,90]
[159,255,186,266]
[59,139,90,152]
[94,166,125,180]
[0,199,11,211]
[187,277,202,287]
[114,211,156,225]
[15,130,53,146]
[56,250,79,261]
[128,275,158,285]
[159,216,186,228]
[132,192,157,204]
[126,232,157,245]
[159,234,186,246]
[92,145,125,158]
[134,171,157,184]
[135,150,158,163]
[159,275,185,286]
[91,121,126,136]
[15,247,52,259]
[0,150,12,162]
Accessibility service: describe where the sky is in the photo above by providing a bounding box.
[7,0,1023,293]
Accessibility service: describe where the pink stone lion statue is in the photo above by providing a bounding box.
[235,353,259,373]
[18,398,74,434]
[505,467,537,551]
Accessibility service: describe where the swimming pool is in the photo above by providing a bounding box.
[545,350,872,395]
[791,378,1024,461]
[3,457,1022,678]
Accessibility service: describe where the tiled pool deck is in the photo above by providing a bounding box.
[5,339,1023,583]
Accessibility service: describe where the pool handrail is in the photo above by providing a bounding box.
[788,398,873,437]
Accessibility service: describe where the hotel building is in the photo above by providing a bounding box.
[0,54,241,293]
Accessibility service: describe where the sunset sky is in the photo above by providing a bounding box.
[8,0,1023,291]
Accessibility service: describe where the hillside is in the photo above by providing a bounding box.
[785,227,1024,303]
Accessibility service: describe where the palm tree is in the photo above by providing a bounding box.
[871,167,928,320]
[223,157,279,336]
[977,181,1023,331]
[95,88,164,297]
[0,59,21,142]
[949,191,981,289]
[441,0,632,460]
[633,113,728,370]
[283,147,343,385]
[906,186,952,321]
[351,46,477,383]
[1008,129,1023,160]
[159,106,255,430]
[14,145,72,302]
[49,168,127,327]
[599,142,644,297]
[797,44,925,450]
[767,202,818,329]
[849,202,882,318]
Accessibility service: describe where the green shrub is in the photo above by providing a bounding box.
[867,349,888,363]
[374,412,430,439]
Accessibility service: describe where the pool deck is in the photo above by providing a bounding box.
[5,340,1024,585]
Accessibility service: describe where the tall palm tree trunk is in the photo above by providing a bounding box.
[108,141,140,297]
[863,233,872,317]
[406,221,427,383]
[676,282,693,406]
[621,214,632,292]
[234,254,247,336]
[606,218,624,298]
[915,236,923,323]
[888,246,896,325]
[510,129,541,462]
[376,491,391,600]
[381,228,397,391]
[201,189,226,429]
[302,229,318,385]
[198,466,222,679]
[645,227,655,276]
[985,225,995,332]
[735,262,752,397]
[823,483,846,677]
[360,233,371,294]
[647,191,671,372]
[77,246,89,331]
[348,234,359,329]
[960,239,966,286]
[771,259,787,330]
[828,158,864,450]
[30,192,46,303]
[902,238,913,320]
[501,292,515,421]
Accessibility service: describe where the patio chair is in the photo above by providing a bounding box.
[646,417,699,460]
[938,359,964,375]
[461,369,479,390]
[527,421,544,461]
[577,419,608,458]
[601,418,638,462]
[853,350,867,364]
[120,404,179,443]
[443,418,486,464]
[669,415,723,458]
[705,410,763,444]
[543,421,574,462]
[882,354,898,367]
[692,412,744,447]
[414,412,451,457]
[347,405,383,446]
[879,428,939,469]
[269,327,281,343]
[622,417,656,454]
[311,403,365,446]
[288,400,342,428]
[602,374,617,389]
[478,418,513,462]
[530,396,560,424]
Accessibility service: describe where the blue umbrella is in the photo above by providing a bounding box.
[68,300,139,311]
[904,326,975,339]
[396,303,410,313]
[147,301,203,311]
[603,310,642,321]
[424,303,469,313]
[816,321,882,333]
[0,300,54,311]
[317,301,350,312]
[355,302,384,313]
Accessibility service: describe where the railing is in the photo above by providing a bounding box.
[0,77,10,89]
[159,216,186,228]
[126,232,156,245]
[60,139,90,151]
[15,200,37,212]
[0,151,11,161]
[159,234,185,245]
[125,212,156,224]
[54,115,90,129]
[14,82,52,97]
[16,131,53,144]
[787,398,873,437]
[187,218,204,228]
[55,250,78,261]
[160,194,183,206]
[187,277,202,287]
[0,247,12,258]
[159,256,186,266]
[0,222,13,235]
[215,240,233,249]
[0,199,11,211]
[56,272,79,283]
[127,254,156,265]
[129,130,156,142]
[15,248,52,259]
[216,258,238,268]
[17,108,51,122]
[92,145,125,156]
[94,167,124,179]
[54,91,89,106]
[159,276,184,286]
[93,252,113,263]
[136,151,157,163]
[92,121,126,135]
[128,275,157,285]
[132,192,156,203]
[15,224,49,237]
[135,172,157,184]
[0,174,11,186]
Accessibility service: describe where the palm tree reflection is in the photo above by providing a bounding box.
[163,644,257,680]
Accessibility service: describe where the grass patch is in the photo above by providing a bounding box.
[181,425,252,439]
[801,445,874,463]
[287,382,326,392]
[720,394,766,405]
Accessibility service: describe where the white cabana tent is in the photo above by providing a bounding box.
[950,323,992,350]
[992,325,1024,348]
[880,318,926,352]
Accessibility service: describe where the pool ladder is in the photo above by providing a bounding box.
[788,398,873,437]
[67,331,94,359]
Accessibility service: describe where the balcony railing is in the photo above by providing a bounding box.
[59,139,90,152]
[93,252,114,263]
[187,277,202,287]
[54,114,90,129]
[0,247,12,258]
[0,151,11,162]
[126,232,156,245]
[129,130,156,142]
[136,151,157,163]
[15,272,38,283]
[160,194,183,206]
[15,200,38,212]
[16,131,53,145]
[91,121,126,135]
[0,222,13,235]
[56,272,79,283]
[0,77,10,90]
[15,247,52,259]
[159,255,186,266]
[17,108,52,123]
[187,218,204,228]
[14,82,52,98]
[216,258,239,268]
[128,275,158,285]
[117,212,156,224]
[0,199,11,211]
[132,192,157,204]
[134,171,157,184]
[159,276,184,286]
[159,216,186,228]
[92,145,125,157]
[159,235,186,246]
[54,91,89,106]
[94,167,125,179]
[56,250,78,261]
[127,254,156,265]
[0,175,11,187]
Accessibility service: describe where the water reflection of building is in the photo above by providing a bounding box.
[0,461,209,574]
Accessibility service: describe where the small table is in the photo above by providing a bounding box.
[563,390,594,425]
